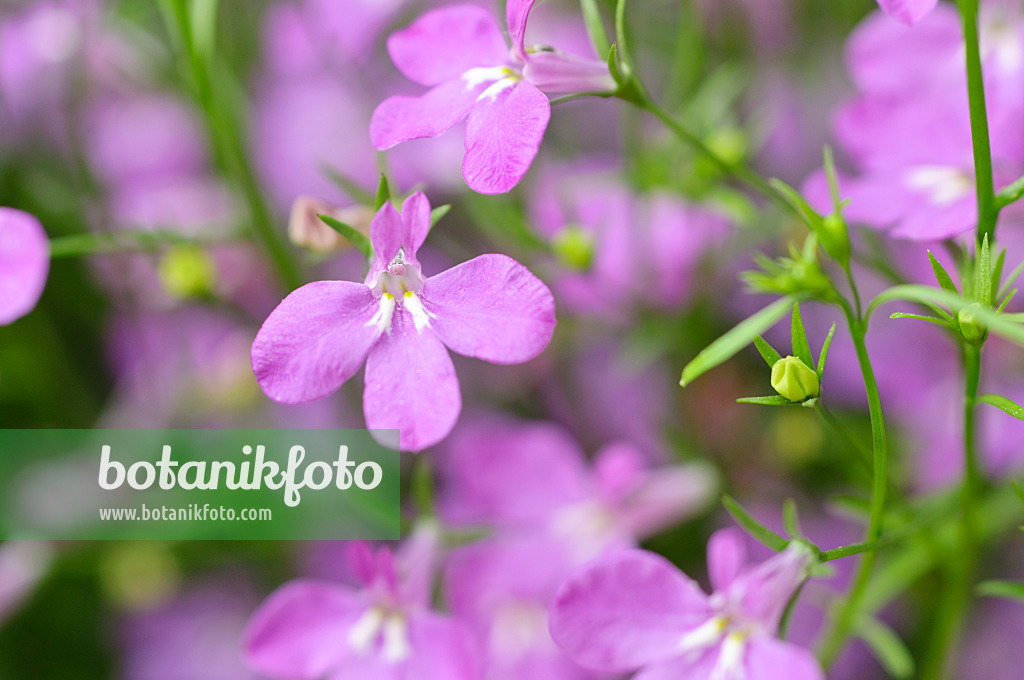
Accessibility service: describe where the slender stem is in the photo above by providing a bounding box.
[817,310,889,667]
[958,0,998,241]
[49,230,236,259]
[163,0,303,290]
[920,344,982,680]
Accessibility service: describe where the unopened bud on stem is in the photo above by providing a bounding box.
[771,356,819,402]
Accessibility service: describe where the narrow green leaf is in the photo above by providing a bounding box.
[430,204,451,228]
[978,394,1024,421]
[783,499,802,538]
[579,0,612,61]
[768,178,820,230]
[996,289,1017,314]
[736,395,794,406]
[190,0,219,62]
[791,302,814,369]
[321,164,374,204]
[374,174,391,211]
[978,234,993,306]
[827,494,871,520]
[869,285,1024,346]
[817,323,836,379]
[996,173,1024,209]
[858,617,914,679]
[823,146,842,210]
[317,215,373,261]
[889,312,949,326]
[993,248,1006,300]
[927,251,959,295]
[977,580,1024,602]
[753,335,782,368]
[722,495,790,552]
[998,258,1024,301]
[680,297,794,386]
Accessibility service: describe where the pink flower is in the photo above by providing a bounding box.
[370,2,615,194]
[244,531,480,680]
[251,192,556,451]
[0,207,49,325]
[549,530,823,680]
[876,0,939,25]
[438,414,717,564]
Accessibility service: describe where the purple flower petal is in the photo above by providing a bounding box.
[728,542,814,632]
[371,77,493,151]
[437,415,594,527]
[523,51,615,94]
[251,281,382,404]
[618,461,718,540]
[386,5,509,86]
[424,254,556,364]
[0,208,49,326]
[549,550,712,672]
[363,306,461,451]
[876,0,939,25]
[506,0,538,61]
[369,200,406,267]
[399,191,432,259]
[745,637,826,680]
[707,528,748,592]
[243,580,368,679]
[463,80,551,194]
[404,611,481,680]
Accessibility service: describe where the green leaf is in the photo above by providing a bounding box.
[680,297,794,386]
[722,495,790,552]
[978,234,993,306]
[579,0,612,62]
[374,174,392,211]
[977,580,1024,602]
[317,214,373,261]
[996,289,1017,314]
[768,178,821,231]
[927,251,959,296]
[736,395,794,406]
[978,394,1024,420]
[998,258,1024,301]
[889,312,949,326]
[790,302,814,369]
[189,0,219,62]
[996,173,1024,209]
[869,285,1024,346]
[753,335,782,368]
[430,204,451,228]
[823,146,843,210]
[858,616,914,679]
[993,247,1006,300]
[817,323,836,379]
[321,164,374,204]
[783,499,802,538]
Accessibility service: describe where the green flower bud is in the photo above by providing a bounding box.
[552,224,594,271]
[158,245,217,299]
[957,304,988,346]
[820,213,850,267]
[771,356,820,402]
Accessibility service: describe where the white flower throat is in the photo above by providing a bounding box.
[368,249,433,334]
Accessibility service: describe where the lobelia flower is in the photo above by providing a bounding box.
[370,2,616,194]
[876,0,938,26]
[0,208,49,326]
[243,528,480,680]
[251,192,556,451]
[549,530,824,680]
[438,414,717,563]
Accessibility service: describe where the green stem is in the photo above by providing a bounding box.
[49,230,236,258]
[817,311,889,667]
[162,0,302,291]
[920,344,982,680]
[958,0,998,241]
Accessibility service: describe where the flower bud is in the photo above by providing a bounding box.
[551,224,594,271]
[957,304,988,346]
[820,213,850,267]
[770,356,819,402]
[289,197,373,253]
[158,245,216,299]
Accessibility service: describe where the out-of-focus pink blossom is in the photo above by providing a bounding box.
[549,533,823,680]
[0,207,49,326]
